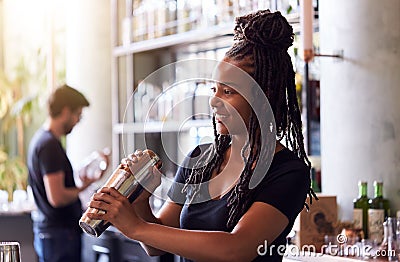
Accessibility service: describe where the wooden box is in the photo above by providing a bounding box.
[292,194,338,252]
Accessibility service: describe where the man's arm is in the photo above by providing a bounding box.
[43,171,92,207]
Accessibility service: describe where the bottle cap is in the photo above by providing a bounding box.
[102,147,111,156]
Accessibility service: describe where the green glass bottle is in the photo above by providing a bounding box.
[353,181,369,239]
[310,167,321,193]
[368,181,390,243]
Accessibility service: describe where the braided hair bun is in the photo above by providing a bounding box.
[233,10,294,51]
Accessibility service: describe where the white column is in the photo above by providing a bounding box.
[319,0,400,220]
[65,0,112,169]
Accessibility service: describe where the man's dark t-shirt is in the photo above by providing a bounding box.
[27,128,82,232]
[168,144,310,261]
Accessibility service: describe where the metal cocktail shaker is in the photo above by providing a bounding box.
[79,149,162,237]
[0,242,21,262]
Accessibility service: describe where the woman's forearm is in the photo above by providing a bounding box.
[134,199,159,223]
[133,200,167,256]
[130,222,253,262]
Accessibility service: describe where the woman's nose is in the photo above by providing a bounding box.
[209,95,224,110]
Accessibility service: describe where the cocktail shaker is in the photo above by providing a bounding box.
[0,242,21,262]
[79,149,162,237]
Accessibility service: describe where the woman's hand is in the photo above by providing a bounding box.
[122,150,162,203]
[87,187,144,238]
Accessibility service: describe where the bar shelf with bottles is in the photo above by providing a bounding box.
[110,0,319,166]
[113,119,212,134]
[115,0,307,56]
[113,50,226,139]
[112,0,317,133]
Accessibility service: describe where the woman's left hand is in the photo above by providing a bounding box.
[87,187,144,237]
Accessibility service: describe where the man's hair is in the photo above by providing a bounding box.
[47,84,90,118]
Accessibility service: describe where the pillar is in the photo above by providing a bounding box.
[319,0,400,220]
[65,0,113,169]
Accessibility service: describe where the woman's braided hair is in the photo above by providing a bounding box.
[182,10,316,230]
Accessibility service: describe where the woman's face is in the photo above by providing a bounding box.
[209,58,252,136]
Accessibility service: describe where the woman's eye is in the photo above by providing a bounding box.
[224,89,233,95]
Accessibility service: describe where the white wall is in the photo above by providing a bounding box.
[2,0,47,73]
[319,0,400,221]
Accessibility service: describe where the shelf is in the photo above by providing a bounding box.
[113,24,234,56]
[112,13,315,57]
[113,119,212,134]
[110,1,319,167]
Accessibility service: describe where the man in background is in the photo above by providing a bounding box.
[27,84,100,262]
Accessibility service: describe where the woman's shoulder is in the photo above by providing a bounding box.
[252,148,311,222]
[271,148,309,172]
[187,143,214,158]
[261,148,311,187]
[177,143,214,174]
[180,143,215,167]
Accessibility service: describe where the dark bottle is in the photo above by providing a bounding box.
[353,181,369,239]
[368,181,390,243]
[310,167,321,193]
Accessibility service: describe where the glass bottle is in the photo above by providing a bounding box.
[134,80,146,122]
[0,242,21,262]
[368,181,390,243]
[81,148,110,180]
[165,0,177,35]
[397,213,400,243]
[310,167,320,193]
[141,82,160,121]
[379,218,398,261]
[353,181,369,239]
[192,80,212,120]
[177,0,191,33]
[132,0,147,41]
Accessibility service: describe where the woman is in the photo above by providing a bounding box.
[88,10,315,261]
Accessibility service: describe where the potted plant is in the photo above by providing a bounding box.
[0,53,47,202]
